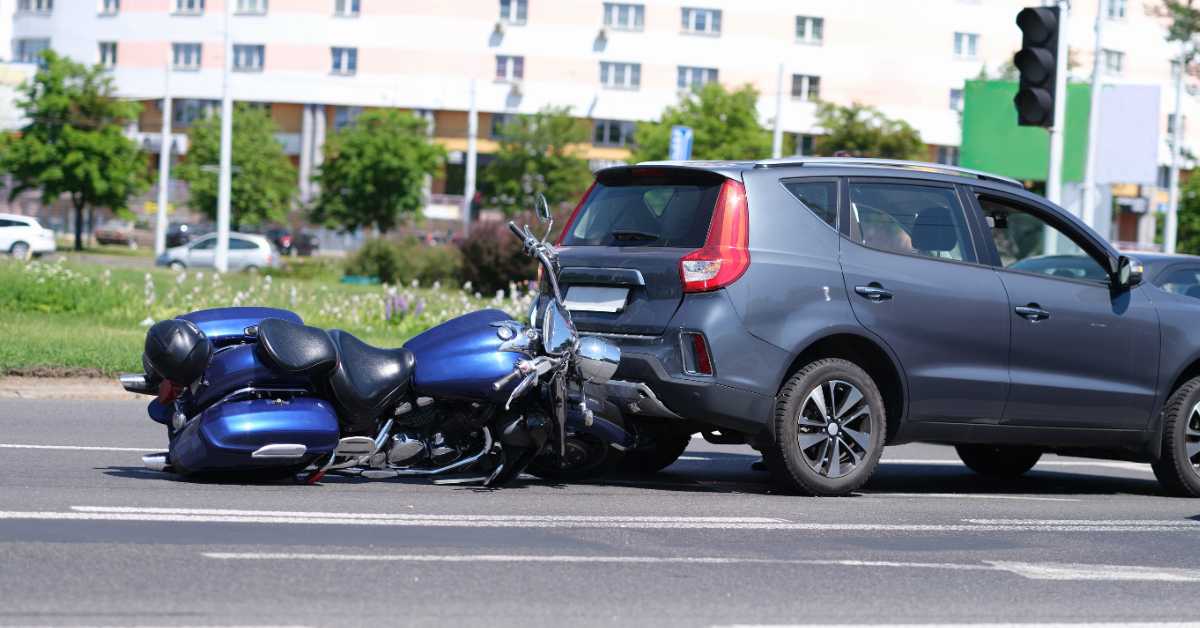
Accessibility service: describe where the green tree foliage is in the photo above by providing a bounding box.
[1175,174,1200,254]
[176,103,296,228]
[311,110,444,234]
[0,51,148,251]
[813,102,926,160]
[1161,1,1200,54]
[480,106,592,217]
[632,83,771,162]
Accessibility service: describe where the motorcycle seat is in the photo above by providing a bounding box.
[327,329,416,424]
[257,318,338,376]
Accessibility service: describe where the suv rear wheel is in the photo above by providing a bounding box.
[955,445,1041,477]
[766,358,885,496]
[1151,376,1200,497]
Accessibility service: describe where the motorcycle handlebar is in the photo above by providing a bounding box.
[492,367,523,392]
[508,221,525,241]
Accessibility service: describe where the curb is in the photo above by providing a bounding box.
[0,377,145,401]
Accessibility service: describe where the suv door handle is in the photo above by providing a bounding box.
[854,284,893,302]
[1015,304,1051,322]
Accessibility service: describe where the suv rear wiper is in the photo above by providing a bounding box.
[610,230,660,243]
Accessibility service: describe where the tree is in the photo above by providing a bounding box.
[480,106,592,216]
[632,83,771,162]
[1176,174,1200,254]
[176,103,296,228]
[0,51,147,251]
[311,109,444,233]
[813,102,926,160]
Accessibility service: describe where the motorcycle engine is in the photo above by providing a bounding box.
[380,400,492,468]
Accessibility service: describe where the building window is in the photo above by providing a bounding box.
[604,3,644,31]
[173,99,217,126]
[677,66,718,90]
[99,0,119,15]
[334,0,359,16]
[791,74,820,101]
[682,7,721,35]
[236,0,267,14]
[936,146,960,166]
[1106,0,1126,19]
[99,42,117,68]
[949,88,964,111]
[1102,49,1124,75]
[593,119,636,147]
[233,44,264,72]
[333,105,362,130]
[172,43,202,70]
[495,55,524,81]
[17,0,53,13]
[499,0,527,24]
[14,38,50,64]
[953,32,978,59]
[331,47,357,75]
[796,16,824,44]
[173,0,204,15]
[600,61,641,89]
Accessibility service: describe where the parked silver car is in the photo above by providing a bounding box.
[156,233,280,272]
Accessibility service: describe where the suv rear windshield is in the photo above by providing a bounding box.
[560,170,723,247]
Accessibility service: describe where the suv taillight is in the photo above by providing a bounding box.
[680,179,749,293]
[555,182,596,246]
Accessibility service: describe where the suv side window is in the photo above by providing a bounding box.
[847,181,974,262]
[1159,266,1200,299]
[976,195,1109,283]
[782,179,838,229]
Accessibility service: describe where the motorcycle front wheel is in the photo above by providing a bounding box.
[525,414,625,483]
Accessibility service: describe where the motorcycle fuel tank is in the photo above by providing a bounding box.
[404,309,524,402]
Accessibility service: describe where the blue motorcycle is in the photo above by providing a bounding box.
[120,201,631,486]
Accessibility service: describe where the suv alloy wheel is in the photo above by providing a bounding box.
[766,358,886,496]
[1151,376,1200,497]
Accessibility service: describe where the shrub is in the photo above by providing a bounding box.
[344,238,463,286]
[458,219,537,295]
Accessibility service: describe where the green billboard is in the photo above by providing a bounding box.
[960,80,1091,183]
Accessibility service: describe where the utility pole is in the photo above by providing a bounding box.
[155,50,173,256]
[1166,44,1186,255]
[1081,0,1104,229]
[1045,1,1070,207]
[771,62,784,159]
[463,79,478,239]
[214,0,234,273]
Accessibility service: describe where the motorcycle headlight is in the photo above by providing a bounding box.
[576,336,620,383]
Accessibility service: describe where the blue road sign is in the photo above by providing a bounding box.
[669,125,694,161]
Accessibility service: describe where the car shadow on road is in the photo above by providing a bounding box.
[587,451,1168,498]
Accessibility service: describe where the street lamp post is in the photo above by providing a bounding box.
[154,49,173,257]
[1166,45,1187,255]
[214,0,234,272]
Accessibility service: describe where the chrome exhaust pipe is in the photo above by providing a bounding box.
[141,453,169,471]
[119,373,157,395]
[360,427,494,479]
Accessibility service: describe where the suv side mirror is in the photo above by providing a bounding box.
[1114,255,1144,290]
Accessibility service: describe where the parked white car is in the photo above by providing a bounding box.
[0,213,57,259]
[156,233,280,272]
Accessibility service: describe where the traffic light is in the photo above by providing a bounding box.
[1013,6,1060,127]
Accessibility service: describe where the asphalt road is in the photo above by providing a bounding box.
[2,398,1200,628]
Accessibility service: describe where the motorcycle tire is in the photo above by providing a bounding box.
[526,414,626,483]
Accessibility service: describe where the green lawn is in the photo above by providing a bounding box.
[0,258,531,377]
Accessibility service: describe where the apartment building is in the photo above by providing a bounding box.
[6,0,1199,237]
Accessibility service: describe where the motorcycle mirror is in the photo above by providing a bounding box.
[535,194,551,223]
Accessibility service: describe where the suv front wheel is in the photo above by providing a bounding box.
[766,359,885,496]
[1151,376,1200,497]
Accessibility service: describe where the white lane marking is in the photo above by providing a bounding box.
[882,458,1154,472]
[0,507,1189,532]
[966,519,1200,527]
[0,443,159,453]
[720,624,1200,628]
[990,561,1200,582]
[205,553,1200,583]
[864,493,1080,502]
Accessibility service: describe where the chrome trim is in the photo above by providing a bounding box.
[212,386,310,409]
[361,427,494,478]
[753,156,1024,188]
[583,331,659,341]
[119,373,156,395]
[605,380,682,420]
[576,335,621,383]
[333,436,377,456]
[141,453,169,471]
[559,267,646,287]
[251,443,308,459]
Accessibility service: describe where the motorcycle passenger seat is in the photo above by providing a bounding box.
[327,329,416,423]
[257,318,338,376]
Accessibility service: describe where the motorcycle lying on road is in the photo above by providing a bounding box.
[120,197,632,487]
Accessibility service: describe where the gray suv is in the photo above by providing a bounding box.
[554,157,1200,496]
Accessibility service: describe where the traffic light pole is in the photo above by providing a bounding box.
[1045,1,1069,207]
[1081,0,1105,228]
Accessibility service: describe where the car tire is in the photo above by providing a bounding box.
[765,358,886,496]
[619,427,692,474]
[168,261,186,271]
[10,241,30,260]
[244,265,260,274]
[1151,376,1200,497]
[955,445,1042,477]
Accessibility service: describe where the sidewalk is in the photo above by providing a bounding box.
[0,377,143,401]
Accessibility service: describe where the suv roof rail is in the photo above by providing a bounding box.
[753,157,1025,189]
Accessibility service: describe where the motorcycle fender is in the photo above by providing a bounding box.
[565,396,635,451]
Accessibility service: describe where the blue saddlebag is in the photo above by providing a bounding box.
[170,397,339,473]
